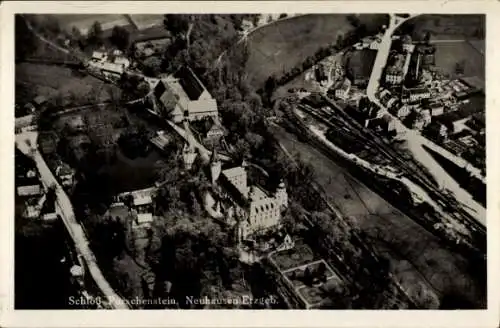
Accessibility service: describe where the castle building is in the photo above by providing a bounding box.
[206,152,288,241]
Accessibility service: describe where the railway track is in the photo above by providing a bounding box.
[303,97,486,237]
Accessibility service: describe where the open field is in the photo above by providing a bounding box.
[245,14,388,88]
[401,14,485,40]
[270,124,485,308]
[467,40,485,55]
[16,63,121,107]
[52,14,130,34]
[129,14,164,30]
[433,42,484,79]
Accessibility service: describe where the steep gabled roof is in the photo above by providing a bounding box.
[175,66,206,101]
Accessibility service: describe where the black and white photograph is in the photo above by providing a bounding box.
[8,3,492,318]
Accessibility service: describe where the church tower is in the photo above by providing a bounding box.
[210,147,221,184]
[182,119,197,170]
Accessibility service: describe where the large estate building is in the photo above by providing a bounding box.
[204,150,288,241]
[151,67,218,123]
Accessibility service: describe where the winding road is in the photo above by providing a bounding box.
[16,132,129,309]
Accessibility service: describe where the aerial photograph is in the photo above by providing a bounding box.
[14,13,486,309]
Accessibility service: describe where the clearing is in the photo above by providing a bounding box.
[16,63,121,107]
[245,14,388,88]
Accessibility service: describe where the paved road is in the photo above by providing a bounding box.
[16,132,129,309]
[365,14,485,225]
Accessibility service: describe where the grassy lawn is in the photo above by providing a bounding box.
[296,274,343,307]
[433,42,484,79]
[16,63,121,107]
[245,14,388,88]
[269,241,316,272]
[270,124,486,308]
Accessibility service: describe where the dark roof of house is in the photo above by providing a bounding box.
[33,95,47,105]
[219,172,250,209]
[175,66,206,101]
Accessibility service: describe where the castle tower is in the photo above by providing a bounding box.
[210,147,221,184]
[275,179,288,209]
[182,142,197,170]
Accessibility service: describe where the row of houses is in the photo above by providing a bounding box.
[87,49,131,82]
[15,149,74,220]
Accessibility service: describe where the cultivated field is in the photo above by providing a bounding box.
[433,42,485,79]
[402,14,485,40]
[245,14,388,88]
[16,63,121,107]
[270,124,486,308]
[52,14,130,34]
[129,14,164,30]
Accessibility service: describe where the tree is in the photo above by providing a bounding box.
[137,81,151,98]
[110,25,130,51]
[163,14,190,36]
[455,61,465,75]
[336,33,344,48]
[15,16,38,60]
[87,21,103,47]
[71,26,82,41]
[143,56,163,77]
[423,31,432,44]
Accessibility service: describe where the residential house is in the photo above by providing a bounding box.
[192,116,225,146]
[91,50,108,62]
[33,95,48,108]
[381,114,396,133]
[152,66,218,123]
[425,122,448,142]
[411,112,427,131]
[429,102,445,116]
[393,104,411,119]
[385,72,404,85]
[334,78,351,100]
[420,109,432,127]
[117,187,155,229]
[114,56,131,70]
[384,54,405,85]
[402,86,431,104]
[55,162,75,188]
